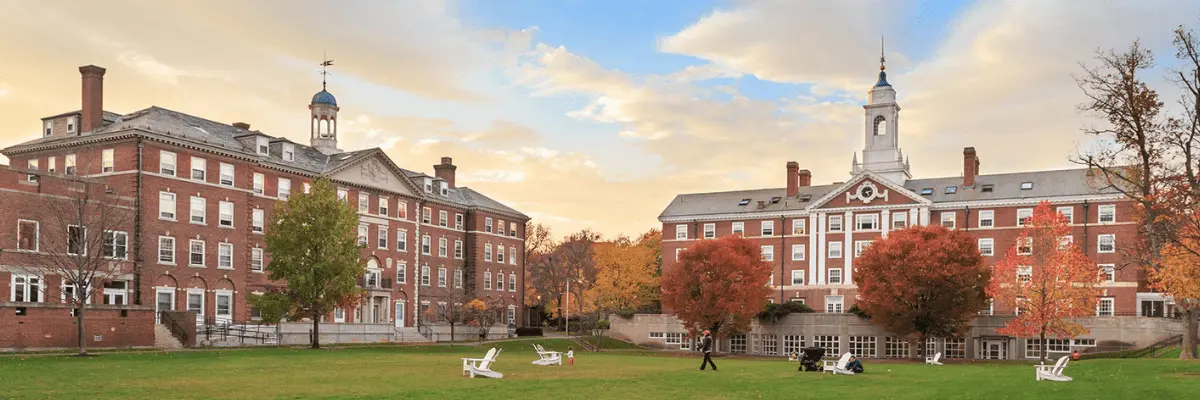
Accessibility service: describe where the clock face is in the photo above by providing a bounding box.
[861,185,874,198]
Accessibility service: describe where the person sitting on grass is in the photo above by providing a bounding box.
[846,355,864,373]
[788,352,799,362]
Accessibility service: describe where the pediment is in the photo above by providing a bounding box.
[329,154,417,196]
[809,171,930,210]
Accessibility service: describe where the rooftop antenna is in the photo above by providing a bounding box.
[320,50,334,90]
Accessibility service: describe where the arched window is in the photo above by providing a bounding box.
[873,115,887,136]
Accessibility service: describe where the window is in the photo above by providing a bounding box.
[732,222,744,236]
[1096,297,1114,316]
[191,157,206,181]
[828,215,843,232]
[102,149,114,173]
[158,236,175,264]
[397,230,407,252]
[160,151,176,176]
[219,163,234,186]
[10,275,43,303]
[378,198,389,216]
[454,269,463,288]
[438,268,447,287]
[892,212,907,229]
[498,220,506,236]
[729,335,747,353]
[1058,206,1074,224]
[761,221,774,236]
[439,211,448,227]
[454,240,464,259]
[978,238,994,256]
[485,243,493,261]
[103,281,128,305]
[1020,182,1034,190]
[886,337,910,358]
[849,336,877,358]
[64,154,76,175]
[675,224,687,239]
[484,271,493,290]
[337,189,348,202]
[510,222,518,237]
[978,210,994,228]
[854,240,872,258]
[218,243,233,269]
[398,202,408,219]
[1098,205,1116,223]
[378,227,389,249]
[1017,208,1033,226]
[421,235,431,255]
[676,248,682,261]
[1017,266,1032,283]
[792,244,805,261]
[1098,234,1115,253]
[217,201,233,228]
[510,247,517,265]
[357,225,368,246]
[420,265,430,286]
[1098,264,1115,283]
[509,272,517,292]
[945,338,966,359]
[252,209,264,233]
[44,120,52,137]
[253,173,264,194]
[761,245,774,261]
[791,270,805,285]
[67,225,86,255]
[856,214,878,231]
[278,178,291,199]
[825,296,844,313]
[761,334,779,355]
[982,184,994,192]
[940,212,956,229]
[496,271,505,291]
[945,186,958,194]
[438,238,448,257]
[103,231,128,259]
[189,240,205,266]
[283,143,295,161]
[395,262,407,284]
[455,214,464,230]
[828,269,842,285]
[358,193,369,211]
[920,188,933,195]
[703,223,715,238]
[485,217,494,233]
[497,245,505,263]
[1059,235,1074,250]
[828,241,842,258]
[159,192,176,220]
[17,220,39,252]
[190,196,206,224]
[256,136,269,155]
[422,207,432,224]
[1017,237,1032,255]
[814,335,840,355]
[251,248,264,272]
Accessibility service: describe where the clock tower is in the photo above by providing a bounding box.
[851,39,910,184]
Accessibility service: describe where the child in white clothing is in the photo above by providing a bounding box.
[567,346,575,366]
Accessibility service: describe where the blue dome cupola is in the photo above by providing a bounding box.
[309,56,342,155]
[312,89,337,106]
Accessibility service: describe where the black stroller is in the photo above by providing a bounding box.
[798,347,825,372]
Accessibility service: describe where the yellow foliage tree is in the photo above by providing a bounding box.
[587,239,658,313]
[1149,236,1200,359]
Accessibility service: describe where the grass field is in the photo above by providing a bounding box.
[1,339,1197,399]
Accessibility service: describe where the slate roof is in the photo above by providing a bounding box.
[2,106,529,220]
[659,168,1120,219]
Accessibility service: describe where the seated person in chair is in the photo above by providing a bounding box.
[846,355,864,373]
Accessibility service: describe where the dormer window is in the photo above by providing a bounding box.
[945,186,958,194]
[43,121,52,137]
[1020,182,1034,190]
[256,137,269,155]
[282,143,295,161]
[738,198,751,206]
[981,184,994,192]
[440,183,448,196]
[67,116,77,134]
[920,188,933,195]
[424,178,433,193]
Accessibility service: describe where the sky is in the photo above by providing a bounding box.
[1,0,1199,239]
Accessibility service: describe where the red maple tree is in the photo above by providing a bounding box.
[987,201,1100,362]
[660,236,772,338]
[854,225,990,357]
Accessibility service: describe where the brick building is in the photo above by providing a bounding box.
[637,59,1176,359]
[0,65,529,344]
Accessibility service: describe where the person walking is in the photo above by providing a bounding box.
[698,330,717,371]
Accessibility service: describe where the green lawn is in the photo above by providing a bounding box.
[1,339,1197,399]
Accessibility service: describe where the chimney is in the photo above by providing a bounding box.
[79,65,106,134]
[963,147,979,187]
[786,161,800,197]
[434,156,457,188]
[798,169,812,187]
[232,122,251,130]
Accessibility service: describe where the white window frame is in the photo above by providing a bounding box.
[791,244,805,261]
[104,230,128,260]
[978,210,994,228]
[159,191,177,220]
[218,242,233,269]
[278,178,291,200]
[253,173,265,194]
[358,193,369,211]
[1017,208,1033,226]
[420,265,431,286]
[1057,206,1074,224]
[1096,297,1115,316]
[855,214,878,231]
[1098,234,1116,253]
[454,240,464,259]
[396,262,407,284]
[828,241,842,258]
[827,215,843,232]
[357,224,369,246]
[17,219,40,252]
[439,238,448,257]
[378,197,389,216]
[10,274,45,303]
[439,211,448,227]
[978,238,994,257]
[454,269,463,288]
[219,201,234,228]
[421,235,431,255]
[827,268,842,285]
[485,217,493,233]
[219,163,235,186]
[675,224,687,239]
[191,157,206,181]
[940,212,956,229]
[437,268,447,288]
[792,219,806,235]
[64,153,76,175]
[455,214,464,230]
[252,209,265,233]
[282,143,295,161]
[1098,205,1116,224]
[256,136,269,155]
[761,221,775,236]
[791,270,805,285]
[825,295,845,313]
[190,196,206,225]
[703,223,715,239]
[485,243,493,262]
[102,149,115,173]
[892,212,907,229]
[189,239,205,267]
[1098,264,1115,283]
[509,247,517,265]
[422,207,432,224]
[67,225,86,256]
[158,236,175,265]
[853,240,872,258]
[398,230,408,252]
[159,151,176,176]
[251,248,264,272]
[497,245,505,263]
[761,245,774,261]
[378,226,389,250]
[732,221,744,235]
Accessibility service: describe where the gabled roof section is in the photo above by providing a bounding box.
[658,184,837,220]
[323,148,423,195]
[41,110,122,122]
[807,170,931,210]
[458,187,529,220]
[905,168,1119,203]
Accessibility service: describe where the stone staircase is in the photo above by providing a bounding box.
[154,324,184,349]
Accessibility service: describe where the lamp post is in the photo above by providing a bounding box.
[565,278,570,337]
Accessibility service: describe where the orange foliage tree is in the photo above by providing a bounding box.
[587,236,658,313]
[854,225,990,357]
[660,236,771,338]
[987,201,1100,362]
[1147,183,1200,358]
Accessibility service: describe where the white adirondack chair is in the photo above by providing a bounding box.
[1035,355,1072,382]
[462,347,504,378]
[925,352,943,365]
[532,344,562,366]
[822,352,856,375]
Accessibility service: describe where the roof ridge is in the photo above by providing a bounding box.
[910,166,1091,182]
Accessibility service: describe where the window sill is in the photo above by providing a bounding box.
[188,265,206,268]
[160,217,177,222]
[217,267,233,271]
[158,262,176,266]
[251,270,264,274]
[190,221,207,227]
[219,225,234,229]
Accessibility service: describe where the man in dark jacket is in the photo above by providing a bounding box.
[699,330,717,371]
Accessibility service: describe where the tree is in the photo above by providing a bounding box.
[523,222,554,324]
[264,177,365,349]
[585,235,658,350]
[20,172,134,356]
[1148,189,1200,358]
[560,230,602,325]
[463,297,506,343]
[853,225,990,358]
[660,235,772,338]
[424,289,473,345]
[987,201,1100,362]
[247,292,293,324]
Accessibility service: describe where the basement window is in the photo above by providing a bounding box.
[1020,182,1034,190]
[738,198,751,206]
[920,188,933,195]
[981,184,994,192]
[945,186,958,194]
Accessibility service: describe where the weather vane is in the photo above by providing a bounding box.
[880,36,886,71]
[320,50,334,90]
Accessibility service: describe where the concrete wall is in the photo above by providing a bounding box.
[0,303,155,351]
[424,323,512,342]
[276,322,402,345]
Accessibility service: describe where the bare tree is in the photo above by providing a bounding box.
[425,288,474,345]
[20,167,134,356]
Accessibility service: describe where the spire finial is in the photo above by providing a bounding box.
[880,36,886,71]
[319,50,334,90]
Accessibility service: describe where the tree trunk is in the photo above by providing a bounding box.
[1039,331,1047,364]
[449,322,455,347]
[1182,306,1198,360]
[311,313,321,349]
[76,304,88,356]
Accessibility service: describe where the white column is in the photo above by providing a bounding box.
[881,209,890,238]
[919,206,930,226]
[816,213,826,285]
[808,214,818,285]
[909,208,918,228]
[843,211,853,285]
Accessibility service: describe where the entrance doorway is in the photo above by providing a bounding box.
[1141,300,1165,317]
[395,301,406,328]
[155,289,174,324]
[982,340,1007,360]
